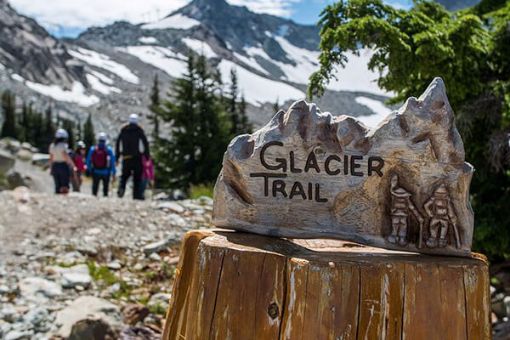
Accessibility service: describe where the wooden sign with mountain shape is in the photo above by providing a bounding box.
[213,77,474,256]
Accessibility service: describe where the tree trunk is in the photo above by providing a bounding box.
[163,230,491,340]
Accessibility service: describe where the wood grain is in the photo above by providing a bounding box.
[163,230,490,340]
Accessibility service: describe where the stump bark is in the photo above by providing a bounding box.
[163,230,491,340]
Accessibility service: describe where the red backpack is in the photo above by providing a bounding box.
[91,147,108,169]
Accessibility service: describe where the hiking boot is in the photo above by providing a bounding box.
[387,234,397,244]
[426,238,438,248]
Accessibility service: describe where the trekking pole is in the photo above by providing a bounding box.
[451,222,461,249]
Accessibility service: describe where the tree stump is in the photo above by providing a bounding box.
[163,230,491,340]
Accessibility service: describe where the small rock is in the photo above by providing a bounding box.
[4,329,33,340]
[147,293,171,312]
[504,295,510,318]
[23,307,51,332]
[19,277,62,299]
[156,202,185,214]
[68,317,116,340]
[120,325,160,340]
[142,234,180,256]
[0,304,19,323]
[122,304,149,325]
[55,296,122,338]
[107,261,122,271]
[167,214,187,227]
[57,251,86,266]
[148,253,161,261]
[55,264,92,289]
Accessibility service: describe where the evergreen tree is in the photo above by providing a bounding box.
[1,91,18,139]
[273,98,280,113]
[18,102,29,142]
[83,113,95,149]
[227,68,239,136]
[42,106,55,151]
[148,74,162,140]
[238,94,251,134]
[309,0,510,260]
[155,54,229,191]
[62,119,76,149]
[226,69,252,137]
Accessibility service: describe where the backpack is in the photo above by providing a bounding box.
[91,147,108,169]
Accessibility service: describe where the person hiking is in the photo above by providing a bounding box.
[141,155,155,198]
[70,141,87,192]
[86,133,116,197]
[49,129,76,194]
[115,113,150,200]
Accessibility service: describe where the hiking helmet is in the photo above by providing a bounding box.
[77,140,86,149]
[129,113,139,124]
[55,128,68,139]
[97,132,107,142]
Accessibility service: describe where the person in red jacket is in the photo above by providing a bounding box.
[71,141,87,192]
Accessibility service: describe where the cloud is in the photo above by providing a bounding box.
[9,0,303,32]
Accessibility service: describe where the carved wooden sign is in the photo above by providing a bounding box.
[213,78,474,256]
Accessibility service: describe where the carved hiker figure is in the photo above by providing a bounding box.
[424,184,461,248]
[387,175,424,247]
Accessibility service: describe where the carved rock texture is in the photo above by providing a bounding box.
[213,77,474,256]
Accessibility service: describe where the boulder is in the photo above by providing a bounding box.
[0,148,15,174]
[54,296,122,338]
[1,138,21,154]
[213,78,474,256]
[6,171,28,189]
[31,153,50,168]
[16,149,32,162]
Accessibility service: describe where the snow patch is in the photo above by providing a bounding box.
[89,70,114,85]
[218,60,305,106]
[234,52,269,75]
[139,36,158,44]
[355,96,393,128]
[142,14,200,30]
[182,38,217,58]
[11,74,24,82]
[26,81,99,107]
[69,48,139,84]
[122,46,187,78]
[86,74,121,95]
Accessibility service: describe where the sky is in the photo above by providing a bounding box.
[9,0,411,38]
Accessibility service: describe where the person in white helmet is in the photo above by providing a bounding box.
[86,132,116,197]
[49,129,76,194]
[115,113,150,200]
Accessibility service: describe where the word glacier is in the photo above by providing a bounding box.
[249,141,385,202]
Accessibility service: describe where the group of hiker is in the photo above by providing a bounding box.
[48,113,154,200]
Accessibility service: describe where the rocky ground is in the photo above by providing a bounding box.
[0,188,213,339]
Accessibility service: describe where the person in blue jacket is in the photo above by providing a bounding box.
[86,132,116,197]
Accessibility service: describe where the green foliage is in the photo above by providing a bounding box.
[148,74,161,140]
[309,0,510,260]
[154,54,230,191]
[1,91,18,139]
[87,261,131,299]
[83,113,95,149]
[226,69,252,137]
[189,183,215,199]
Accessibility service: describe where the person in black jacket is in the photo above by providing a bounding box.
[115,114,150,200]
